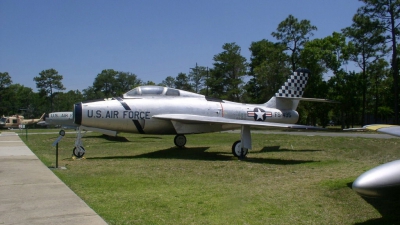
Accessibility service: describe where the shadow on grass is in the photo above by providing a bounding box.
[84,134,130,142]
[257,146,322,153]
[347,182,400,224]
[87,147,318,165]
[245,157,317,165]
[354,197,400,225]
[140,136,163,139]
[87,147,228,161]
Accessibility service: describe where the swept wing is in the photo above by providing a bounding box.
[363,124,400,137]
[153,114,321,133]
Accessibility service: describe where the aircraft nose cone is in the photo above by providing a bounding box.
[352,160,400,198]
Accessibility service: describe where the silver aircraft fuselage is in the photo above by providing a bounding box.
[74,93,298,135]
[46,112,75,127]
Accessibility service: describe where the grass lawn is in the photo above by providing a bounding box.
[16,129,400,224]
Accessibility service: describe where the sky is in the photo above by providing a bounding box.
[0,0,364,92]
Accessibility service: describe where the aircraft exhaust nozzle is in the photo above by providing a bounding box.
[74,103,82,125]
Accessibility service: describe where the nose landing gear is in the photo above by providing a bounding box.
[72,126,86,158]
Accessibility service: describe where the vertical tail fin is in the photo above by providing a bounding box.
[265,68,310,110]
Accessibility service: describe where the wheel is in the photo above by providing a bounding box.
[174,134,186,148]
[73,146,85,158]
[232,140,248,158]
[59,129,65,136]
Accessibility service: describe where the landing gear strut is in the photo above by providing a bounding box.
[232,125,252,159]
[174,134,186,148]
[73,126,86,158]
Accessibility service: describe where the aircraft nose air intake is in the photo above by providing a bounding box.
[74,103,82,125]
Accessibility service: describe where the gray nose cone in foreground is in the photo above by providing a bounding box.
[352,160,400,199]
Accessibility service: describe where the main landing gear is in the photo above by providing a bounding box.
[174,134,186,148]
[173,125,251,159]
[232,140,249,158]
[231,125,252,159]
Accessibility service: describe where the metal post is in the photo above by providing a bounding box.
[56,143,59,168]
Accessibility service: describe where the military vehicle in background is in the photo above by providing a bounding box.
[0,113,45,129]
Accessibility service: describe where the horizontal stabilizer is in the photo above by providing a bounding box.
[265,69,338,110]
[282,97,339,103]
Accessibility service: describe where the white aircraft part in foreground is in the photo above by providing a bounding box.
[72,68,331,158]
[352,124,400,199]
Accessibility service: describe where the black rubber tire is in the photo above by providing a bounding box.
[174,134,186,148]
[73,146,85,158]
[232,140,248,158]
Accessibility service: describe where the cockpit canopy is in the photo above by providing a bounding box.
[123,86,204,98]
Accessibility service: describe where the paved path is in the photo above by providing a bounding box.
[0,132,107,225]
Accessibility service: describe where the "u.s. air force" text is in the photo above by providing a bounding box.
[87,110,150,119]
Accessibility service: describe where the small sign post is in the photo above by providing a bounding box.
[52,130,65,168]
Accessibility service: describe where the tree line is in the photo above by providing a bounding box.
[0,0,399,128]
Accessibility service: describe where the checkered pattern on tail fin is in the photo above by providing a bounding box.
[275,69,309,98]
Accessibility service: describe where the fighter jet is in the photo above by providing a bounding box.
[72,68,332,158]
[0,113,45,129]
[37,112,75,128]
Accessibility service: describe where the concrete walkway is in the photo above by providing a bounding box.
[0,132,107,225]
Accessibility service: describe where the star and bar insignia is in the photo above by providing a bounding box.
[247,108,272,121]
